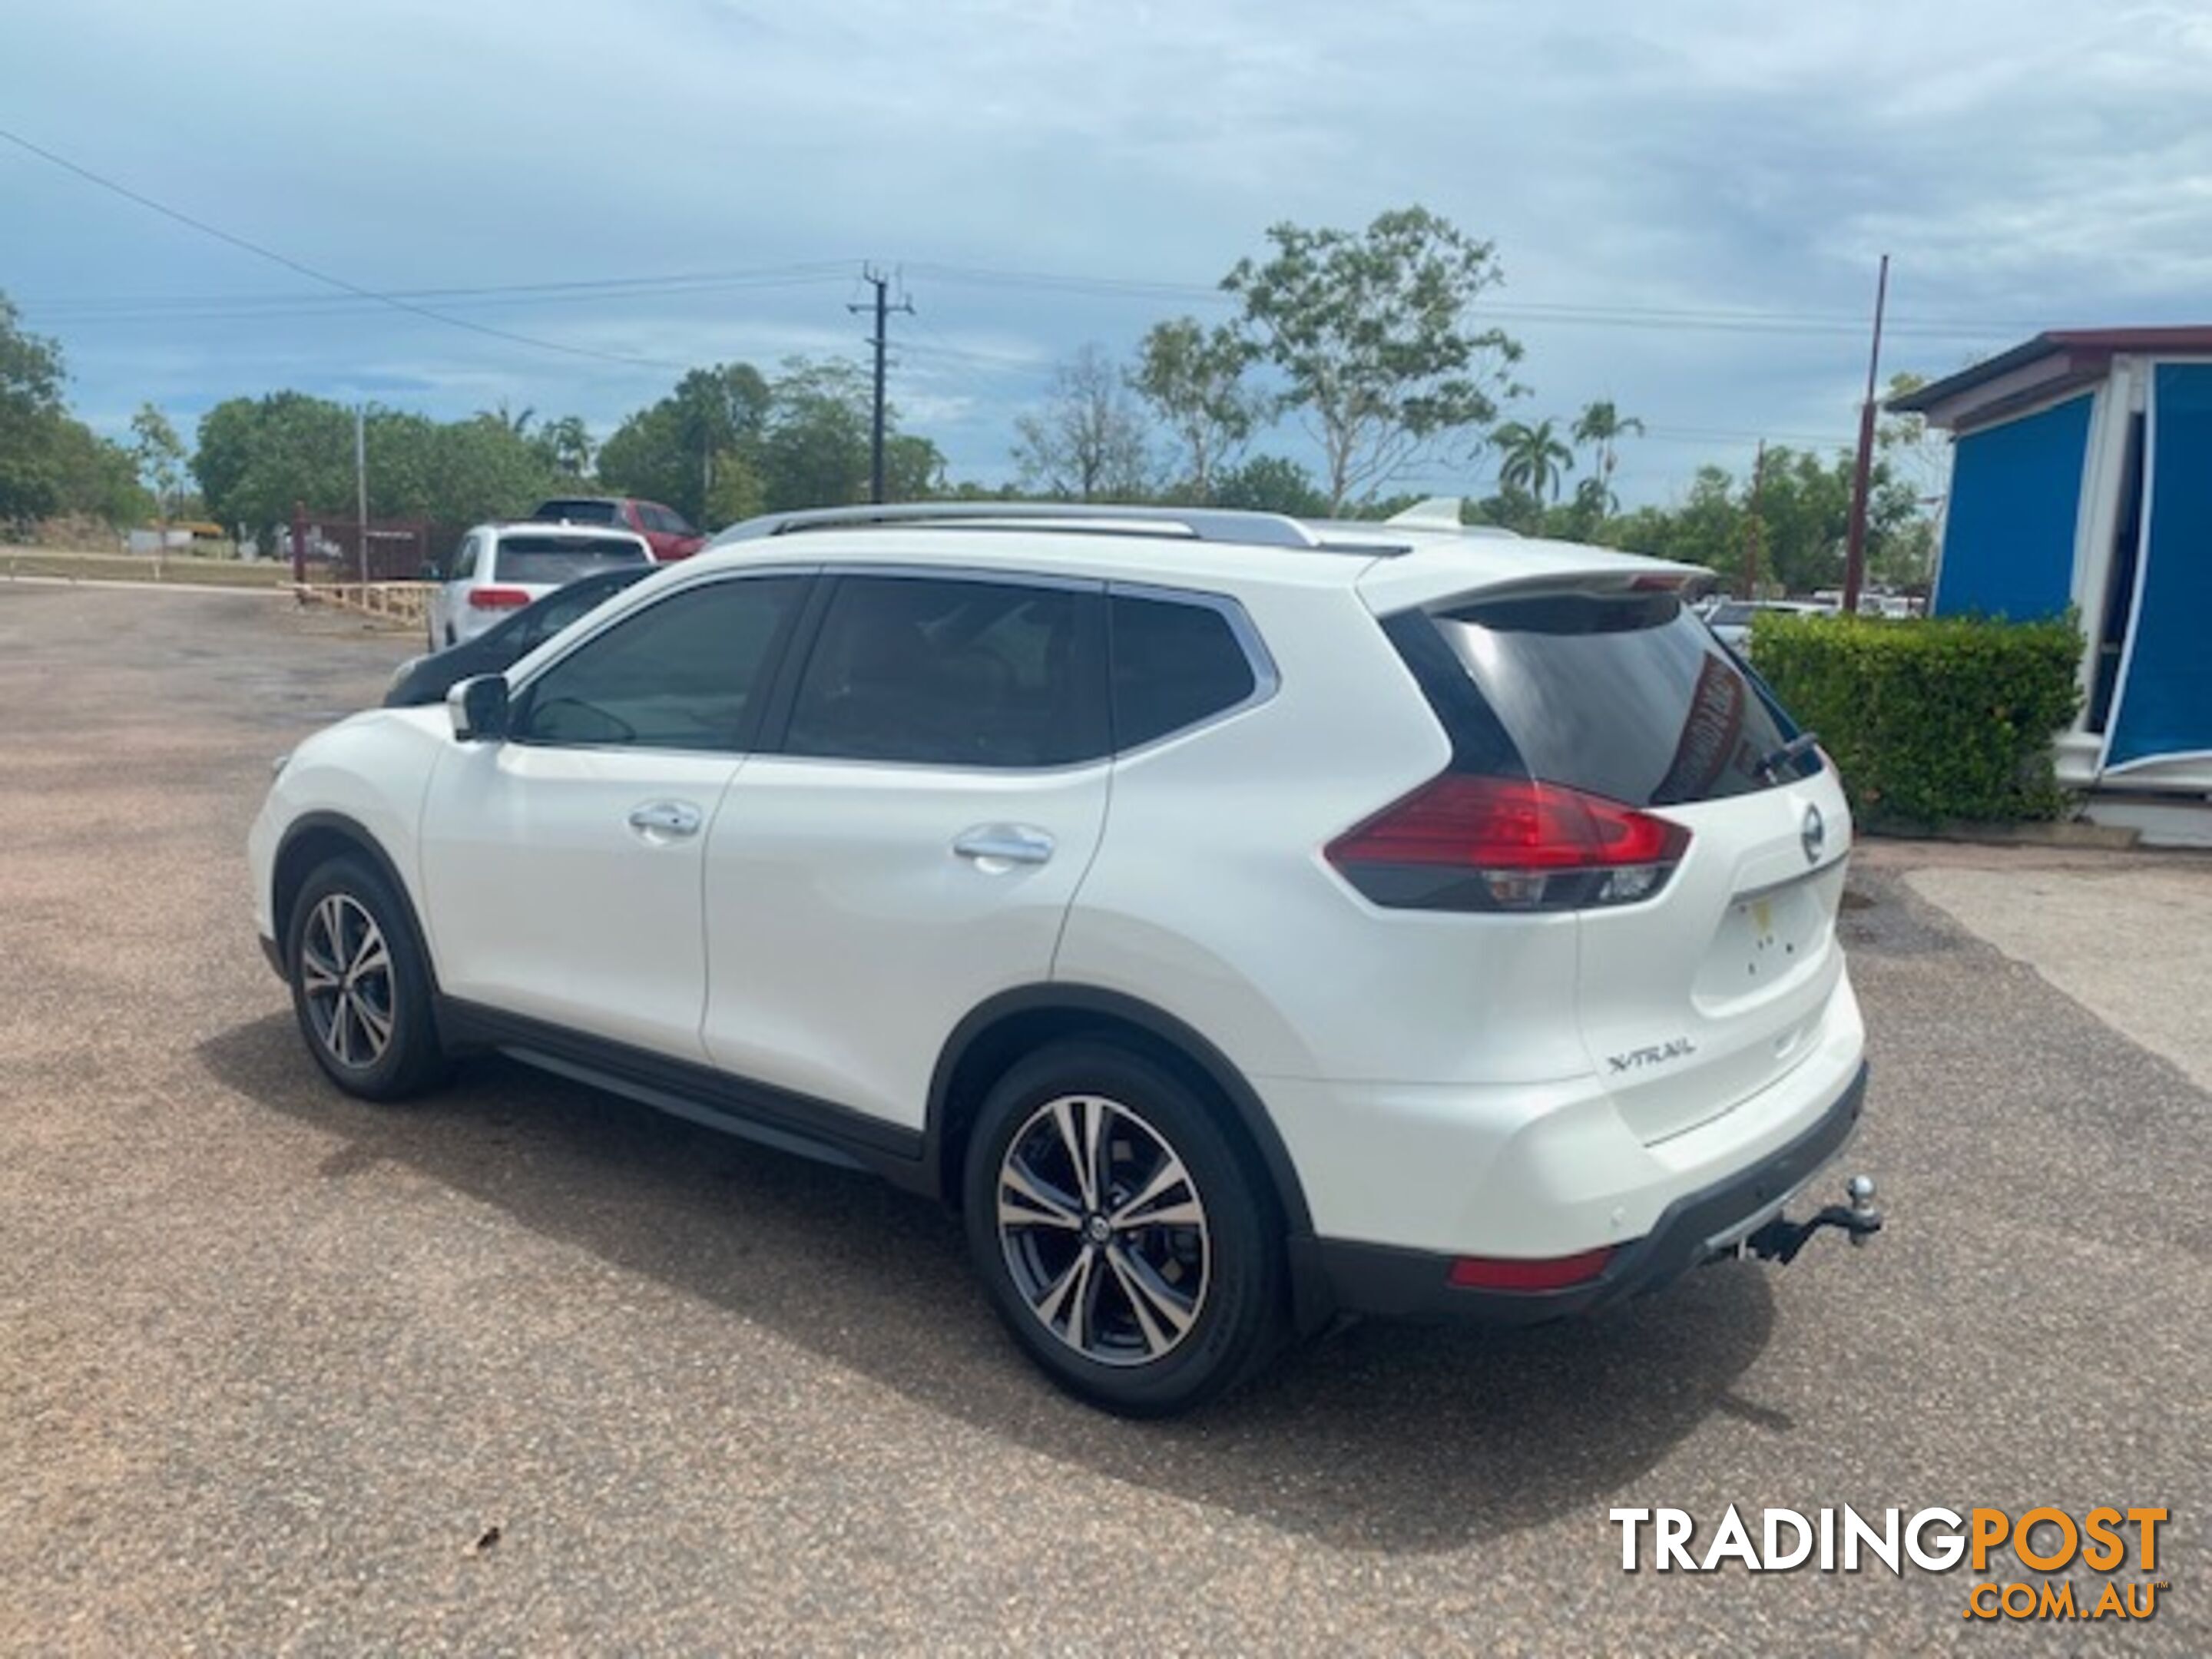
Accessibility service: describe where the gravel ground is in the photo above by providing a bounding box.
[1899,853,2212,1091]
[2,584,2204,1655]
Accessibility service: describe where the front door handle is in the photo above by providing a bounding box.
[952,824,1055,867]
[628,800,703,839]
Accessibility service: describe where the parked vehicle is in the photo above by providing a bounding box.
[252,502,1876,1416]
[422,524,653,650]
[386,565,656,708]
[1707,598,1835,653]
[530,495,706,561]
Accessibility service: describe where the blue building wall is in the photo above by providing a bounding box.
[2107,363,2212,769]
[1932,393,2094,621]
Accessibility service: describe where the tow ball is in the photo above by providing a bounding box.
[1741,1174,1883,1266]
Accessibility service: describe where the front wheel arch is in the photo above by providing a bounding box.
[270,813,439,994]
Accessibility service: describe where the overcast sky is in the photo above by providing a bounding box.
[5,0,2209,505]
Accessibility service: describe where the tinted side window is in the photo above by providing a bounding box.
[516,576,805,751]
[783,576,1104,767]
[451,535,478,580]
[1110,594,1259,749]
[512,571,640,650]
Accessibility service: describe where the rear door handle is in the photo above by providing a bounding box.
[628,800,703,839]
[952,825,1055,866]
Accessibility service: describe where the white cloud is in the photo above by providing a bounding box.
[3,0,2207,498]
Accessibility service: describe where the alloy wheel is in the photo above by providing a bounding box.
[298,892,396,1071]
[996,1094,1210,1366]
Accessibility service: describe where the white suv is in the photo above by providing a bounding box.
[425,522,654,650]
[250,502,1873,1416]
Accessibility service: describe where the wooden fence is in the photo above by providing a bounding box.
[296,581,437,628]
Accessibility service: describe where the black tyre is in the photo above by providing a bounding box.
[962,1041,1286,1416]
[285,856,446,1101]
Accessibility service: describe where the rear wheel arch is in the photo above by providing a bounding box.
[926,986,1313,1237]
[270,813,438,991]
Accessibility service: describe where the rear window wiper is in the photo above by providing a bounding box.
[1755,730,1822,783]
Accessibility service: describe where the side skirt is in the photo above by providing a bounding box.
[435,998,937,1197]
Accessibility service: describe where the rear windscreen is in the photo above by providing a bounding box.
[494,536,649,584]
[535,499,622,525]
[1412,591,1816,806]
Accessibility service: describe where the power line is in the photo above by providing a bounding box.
[0,124,694,370]
[902,261,2042,342]
[18,263,863,320]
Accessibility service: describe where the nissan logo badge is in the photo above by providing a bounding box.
[1801,803,1826,864]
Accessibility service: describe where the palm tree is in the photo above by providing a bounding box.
[1492,418,1576,505]
[1571,399,1644,512]
[482,399,537,439]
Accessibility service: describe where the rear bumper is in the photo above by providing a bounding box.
[1307,1060,1869,1323]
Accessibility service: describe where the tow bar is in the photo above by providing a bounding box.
[1741,1174,1884,1265]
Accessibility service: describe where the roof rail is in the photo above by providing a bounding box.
[710,501,1336,551]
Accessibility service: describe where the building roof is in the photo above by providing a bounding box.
[1891,327,2212,431]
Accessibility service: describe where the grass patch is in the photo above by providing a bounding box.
[1,548,295,589]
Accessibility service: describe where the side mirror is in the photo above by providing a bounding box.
[420,560,444,582]
[448,674,510,743]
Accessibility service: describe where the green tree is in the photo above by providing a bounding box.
[532,414,595,479]
[193,393,558,543]
[704,447,766,526]
[1492,417,1575,505]
[48,420,151,526]
[1208,453,1330,517]
[1222,205,1523,513]
[0,293,69,526]
[482,399,536,439]
[425,414,558,523]
[886,432,948,502]
[757,359,874,514]
[595,402,690,516]
[1131,316,1261,499]
[129,404,187,521]
[1570,399,1644,515]
[192,391,356,541]
[1605,465,1746,586]
[1012,343,1153,502]
[598,363,775,523]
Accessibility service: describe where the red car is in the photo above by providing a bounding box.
[529,495,706,561]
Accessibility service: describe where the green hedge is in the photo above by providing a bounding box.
[1749,612,2084,826]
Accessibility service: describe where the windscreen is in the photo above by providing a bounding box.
[494,535,649,584]
[1423,590,1815,806]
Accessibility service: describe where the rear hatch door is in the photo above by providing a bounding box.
[1416,581,1849,1143]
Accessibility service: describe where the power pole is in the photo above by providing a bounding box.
[355,403,369,587]
[1742,439,1767,599]
[849,266,913,504]
[1843,253,1890,614]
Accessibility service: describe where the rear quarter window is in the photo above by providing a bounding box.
[1110,594,1259,749]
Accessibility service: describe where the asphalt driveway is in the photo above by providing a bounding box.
[1,583,2204,1654]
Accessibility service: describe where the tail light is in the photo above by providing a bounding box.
[1326,774,1690,912]
[468,586,533,611]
